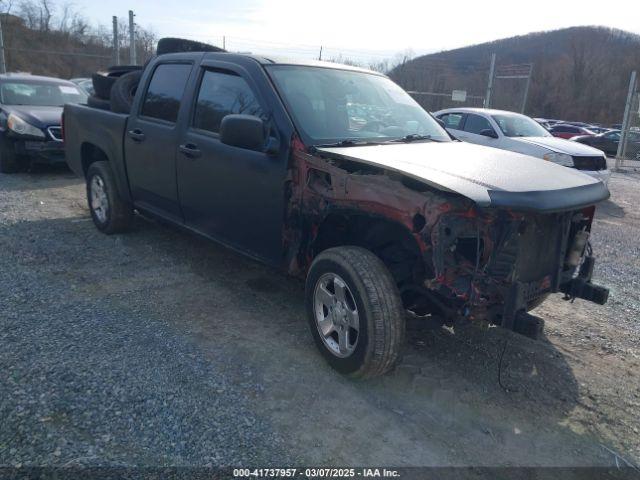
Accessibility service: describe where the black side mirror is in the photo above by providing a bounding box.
[480,128,498,139]
[220,114,266,152]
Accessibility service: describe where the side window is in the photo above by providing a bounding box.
[193,69,264,134]
[463,114,494,135]
[440,113,463,129]
[141,63,192,123]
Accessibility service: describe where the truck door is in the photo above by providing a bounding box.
[124,62,194,222]
[176,65,286,265]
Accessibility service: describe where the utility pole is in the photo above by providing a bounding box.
[484,53,496,109]
[318,46,322,61]
[520,63,533,114]
[112,16,120,66]
[128,10,136,65]
[616,70,637,169]
[222,36,226,50]
[0,15,7,74]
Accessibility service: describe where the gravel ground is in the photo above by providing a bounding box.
[0,167,639,470]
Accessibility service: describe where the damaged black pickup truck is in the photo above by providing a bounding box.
[63,52,610,378]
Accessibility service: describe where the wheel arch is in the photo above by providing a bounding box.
[311,210,426,292]
[80,141,132,203]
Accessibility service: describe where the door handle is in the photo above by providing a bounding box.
[128,129,146,142]
[179,143,202,158]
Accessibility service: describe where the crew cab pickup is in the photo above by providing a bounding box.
[63,52,610,378]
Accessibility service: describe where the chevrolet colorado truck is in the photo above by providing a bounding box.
[63,52,610,378]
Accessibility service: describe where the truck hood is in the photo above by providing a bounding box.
[3,105,63,128]
[515,136,604,156]
[318,141,609,212]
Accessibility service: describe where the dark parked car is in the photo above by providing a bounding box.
[63,52,609,378]
[0,73,87,172]
[572,129,640,159]
[548,123,595,140]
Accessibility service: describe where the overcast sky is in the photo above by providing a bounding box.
[71,0,640,62]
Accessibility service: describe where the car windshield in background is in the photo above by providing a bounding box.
[0,81,88,107]
[267,65,451,145]
[492,113,552,138]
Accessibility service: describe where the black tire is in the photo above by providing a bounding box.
[86,161,133,234]
[107,65,143,75]
[91,72,117,100]
[156,37,225,55]
[305,246,405,378]
[110,70,143,114]
[87,95,111,111]
[0,137,23,173]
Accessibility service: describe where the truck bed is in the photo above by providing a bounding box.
[64,103,132,202]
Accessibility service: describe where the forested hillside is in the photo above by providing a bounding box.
[0,0,155,78]
[390,26,640,124]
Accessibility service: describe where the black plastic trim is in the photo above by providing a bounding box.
[487,181,610,213]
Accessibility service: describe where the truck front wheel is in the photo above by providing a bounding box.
[305,246,405,378]
[86,161,133,234]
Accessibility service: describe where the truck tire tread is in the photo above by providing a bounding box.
[305,246,405,378]
[86,161,133,234]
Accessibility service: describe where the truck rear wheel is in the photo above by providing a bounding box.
[86,161,133,234]
[305,246,405,378]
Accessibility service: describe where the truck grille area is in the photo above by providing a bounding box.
[572,155,606,171]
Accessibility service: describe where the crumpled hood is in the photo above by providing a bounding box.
[3,105,63,128]
[516,136,604,156]
[318,141,609,212]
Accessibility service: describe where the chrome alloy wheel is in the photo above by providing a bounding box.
[90,175,109,223]
[313,272,360,357]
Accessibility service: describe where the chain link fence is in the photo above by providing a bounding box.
[615,72,640,170]
[391,57,533,114]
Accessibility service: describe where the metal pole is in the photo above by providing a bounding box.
[318,46,322,61]
[128,10,136,65]
[484,53,496,109]
[616,70,637,170]
[520,63,533,114]
[0,16,7,74]
[112,16,119,66]
[222,36,226,50]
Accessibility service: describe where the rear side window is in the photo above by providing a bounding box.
[141,63,192,123]
[193,70,264,134]
[440,113,463,129]
[463,114,494,135]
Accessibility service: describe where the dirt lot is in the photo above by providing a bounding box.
[1,167,639,469]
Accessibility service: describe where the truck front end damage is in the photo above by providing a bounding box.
[287,141,610,340]
[427,205,608,337]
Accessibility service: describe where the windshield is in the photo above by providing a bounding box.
[491,113,551,138]
[0,80,88,107]
[267,65,450,145]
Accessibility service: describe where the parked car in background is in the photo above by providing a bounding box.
[533,117,552,129]
[572,129,640,159]
[70,77,94,96]
[548,123,596,139]
[0,73,87,172]
[434,108,610,184]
